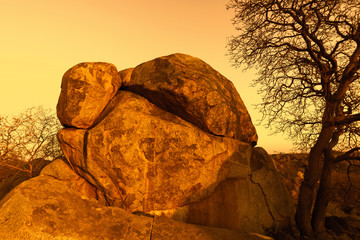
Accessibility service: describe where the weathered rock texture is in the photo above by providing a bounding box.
[119,67,134,88]
[57,62,121,129]
[0,54,291,239]
[181,147,294,233]
[151,216,275,240]
[127,53,258,144]
[0,159,274,240]
[58,91,252,213]
[0,163,153,240]
[55,54,292,235]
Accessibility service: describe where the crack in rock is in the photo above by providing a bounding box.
[249,172,276,227]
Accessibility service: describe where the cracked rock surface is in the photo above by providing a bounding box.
[57,62,122,129]
[127,53,258,144]
[0,53,293,239]
[0,160,277,240]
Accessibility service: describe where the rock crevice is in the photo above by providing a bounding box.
[0,53,293,239]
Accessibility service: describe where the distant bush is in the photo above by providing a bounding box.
[0,106,63,177]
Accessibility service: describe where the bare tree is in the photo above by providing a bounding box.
[0,106,63,177]
[227,0,360,237]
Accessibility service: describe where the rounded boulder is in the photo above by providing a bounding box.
[57,62,121,129]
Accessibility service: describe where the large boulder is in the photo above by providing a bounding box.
[58,91,252,212]
[180,147,294,233]
[57,62,121,129]
[0,160,274,240]
[0,172,153,240]
[58,90,293,234]
[40,159,101,201]
[250,148,294,231]
[126,53,258,144]
[0,54,293,238]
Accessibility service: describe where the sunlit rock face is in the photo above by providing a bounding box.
[0,160,274,239]
[0,53,292,238]
[57,62,121,129]
[59,91,252,213]
[182,147,294,233]
[55,53,292,234]
[0,162,153,240]
[128,53,258,144]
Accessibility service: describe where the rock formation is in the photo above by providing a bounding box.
[127,54,258,144]
[0,159,278,240]
[0,53,293,239]
[57,62,121,129]
[58,91,253,213]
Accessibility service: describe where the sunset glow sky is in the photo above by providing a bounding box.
[0,0,293,153]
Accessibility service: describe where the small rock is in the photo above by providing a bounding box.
[57,62,121,129]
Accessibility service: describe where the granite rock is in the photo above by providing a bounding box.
[127,53,258,144]
[57,62,121,129]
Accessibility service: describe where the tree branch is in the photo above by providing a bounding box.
[335,147,360,163]
[333,113,360,126]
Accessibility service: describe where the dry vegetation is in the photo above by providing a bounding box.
[0,106,63,200]
[272,153,360,213]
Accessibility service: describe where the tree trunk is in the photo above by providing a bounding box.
[296,148,323,237]
[311,151,334,234]
[296,125,335,237]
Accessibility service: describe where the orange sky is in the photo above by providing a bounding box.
[0,0,293,153]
